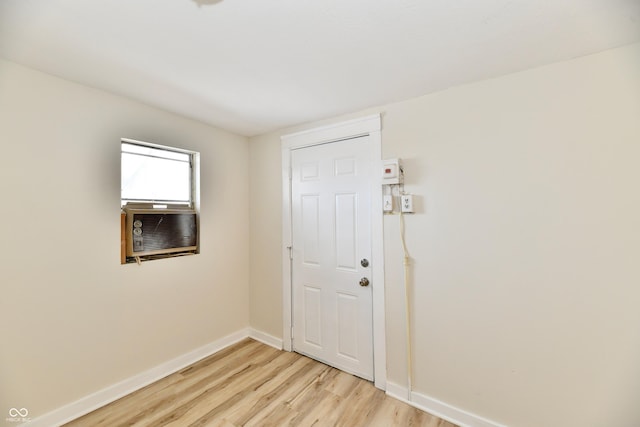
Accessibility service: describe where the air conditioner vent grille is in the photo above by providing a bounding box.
[125,208,198,257]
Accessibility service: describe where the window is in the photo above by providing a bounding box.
[120,139,200,264]
[121,139,197,207]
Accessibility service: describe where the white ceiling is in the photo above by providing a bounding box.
[1,0,639,136]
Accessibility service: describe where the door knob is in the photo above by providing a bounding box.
[359,277,370,287]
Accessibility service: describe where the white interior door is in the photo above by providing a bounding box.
[291,135,374,380]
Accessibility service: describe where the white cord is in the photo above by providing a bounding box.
[398,187,413,400]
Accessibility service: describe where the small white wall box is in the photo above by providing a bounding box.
[382,158,403,185]
[383,194,393,212]
[401,194,414,213]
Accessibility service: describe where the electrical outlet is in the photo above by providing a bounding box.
[401,194,414,213]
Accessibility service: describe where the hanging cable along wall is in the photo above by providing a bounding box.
[399,202,413,398]
[382,159,415,400]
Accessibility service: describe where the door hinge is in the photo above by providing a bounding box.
[287,245,293,260]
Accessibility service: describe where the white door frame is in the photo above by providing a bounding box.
[281,114,386,390]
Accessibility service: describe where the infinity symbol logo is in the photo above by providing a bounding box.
[8,408,28,417]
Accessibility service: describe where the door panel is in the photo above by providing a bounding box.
[335,193,357,270]
[301,195,320,265]
[291,136,373,380]
[303,285,322,347]
[337,291,359,359]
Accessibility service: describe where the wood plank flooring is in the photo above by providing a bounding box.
[65,339,457,427]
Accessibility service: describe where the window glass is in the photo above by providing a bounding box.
[121,141,193,205]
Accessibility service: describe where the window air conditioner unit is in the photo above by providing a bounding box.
[124,206,198,257]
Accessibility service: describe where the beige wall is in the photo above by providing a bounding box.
[248,134,283,337]
[248,43,640,427]
[0,59,250,422]
[2,40,638,427]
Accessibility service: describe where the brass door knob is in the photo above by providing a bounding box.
[359,277,370,287]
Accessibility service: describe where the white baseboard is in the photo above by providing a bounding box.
[386,381,506,427]
[385,380,410,401]
[25,329,250,427]
[27,330,501,427]
[248,328,283,350]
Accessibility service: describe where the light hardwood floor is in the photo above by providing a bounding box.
[65,338,457,427]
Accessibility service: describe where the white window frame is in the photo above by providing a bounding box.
[121,138,199,209]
